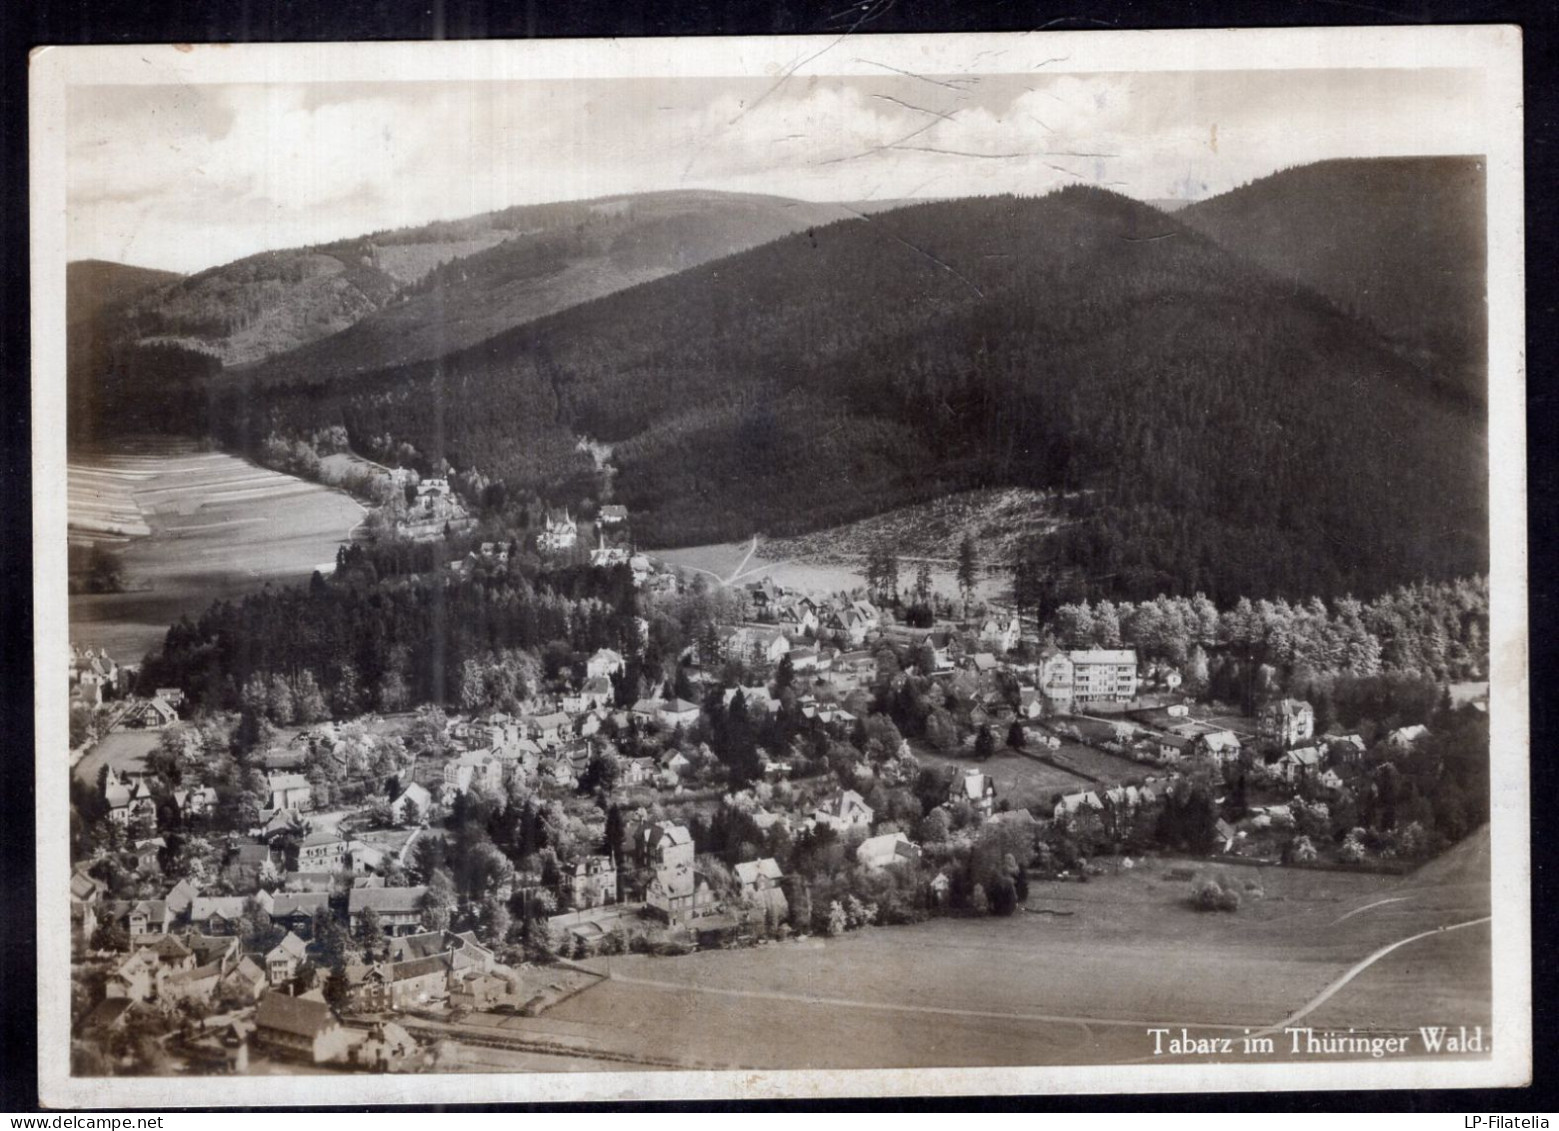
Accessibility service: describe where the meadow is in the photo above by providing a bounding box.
[652,538,1011,605]
[529,830,1491,1071]
[911,743,1094,811]
[68,439,366,662]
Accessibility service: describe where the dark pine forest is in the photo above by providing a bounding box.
[75,160,1490,608]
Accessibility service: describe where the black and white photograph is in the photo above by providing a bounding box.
[29,27,1529,1104]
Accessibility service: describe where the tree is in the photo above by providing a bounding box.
[825,900,848,936]
[354,907,383,960]
[957,536,978,617]
[974,724,995,761]
[970,883,990,915]
[773,654,795,692]
[322,964,352,1010]
[919,807,951,844]
[419,867,457,931]
[1007,721,1026,749]
[914,560,933,607]
[267,674,296,726]
[787,877,812,932]
[479,893,513,945]
[294,671,329,723]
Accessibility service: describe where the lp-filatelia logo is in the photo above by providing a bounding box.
[1462,1120,1548,1129]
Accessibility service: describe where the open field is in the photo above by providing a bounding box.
[72,730,159,787]
[653,538,1011,605]
[68,438,366,661]
[762,488,1072,569]
[520,831,1492,1071]
[911,743,1092,811]
[1044,741,1156,787]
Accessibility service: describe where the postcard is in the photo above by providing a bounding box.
[30,26,1528,1105]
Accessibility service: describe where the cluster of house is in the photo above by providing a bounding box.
[390,472,477,542]
[70,643,187,738]
[70,645,127,711]
[71,829,536,1071]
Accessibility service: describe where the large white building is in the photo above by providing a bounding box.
[1039,649,1140,712]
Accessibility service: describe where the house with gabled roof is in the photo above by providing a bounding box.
[265,772,312,812]
[254,993,350,1064]
[348,885,429,937]
[1198,730,1243,763]
[563,855,618,909]
[173,786,218,821]
[164,960,224,1005]
[1053,791,1104,821]
[1323,733,1368,763]
[1387,724,1431,749]
[298,830,348,872]
[980,615,1021,654]
[658,698,701,728]
[634,822,695,870]
[190,890,270,935]
[179,931,239,971]
[220,955,268,1004]
[270,891,330,935]
[857,832,921,870]
[813,789,873,832]
[391,781,432,826]
[1273,745,1324,784]
[1260,698,1315,746]
[948,768,997,816]
[118,696,179,730]
[538,508,578,552]
[266,931,309,986]
[70,870,104,905]
[586,648,624,680]
[734,857,788,920]
[105,948,163,1002]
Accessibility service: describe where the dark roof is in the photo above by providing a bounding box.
[349,886,428,915]
[389,931,446,961]
[181,933,237,965]
[270,892,330,917]
[76,997,133,1034]
[388,955,449,982]
[255,992,338,1038]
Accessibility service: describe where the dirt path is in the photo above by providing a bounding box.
[1250,915,1493,1039]
[598,969,1250,1032]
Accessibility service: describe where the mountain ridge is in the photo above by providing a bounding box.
[203,181,1487,603]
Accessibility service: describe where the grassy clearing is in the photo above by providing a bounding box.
[72,730,159,786]
[911,743,1092,811]
[652,540,1011,605]
[535,832,1490,1070]
[764,487,1072,568]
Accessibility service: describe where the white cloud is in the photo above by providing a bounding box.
[66,68,1486,273]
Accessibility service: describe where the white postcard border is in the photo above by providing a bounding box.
[30,25,1529,1107]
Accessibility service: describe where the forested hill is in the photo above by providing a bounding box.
[67,191,856,446]
[1179,156,1487,402]
[66,260,182,330]
[235,191,859,387]
[215,185,1488,604]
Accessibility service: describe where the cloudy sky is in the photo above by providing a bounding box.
[67,67,1485,274]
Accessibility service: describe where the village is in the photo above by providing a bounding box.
[64,490,1487,1076]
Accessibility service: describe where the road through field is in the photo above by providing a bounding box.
[1250,915,1493,1039]
[597,969,1250,1032]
